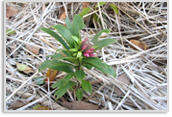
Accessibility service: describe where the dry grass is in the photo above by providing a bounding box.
[6,2,167,110]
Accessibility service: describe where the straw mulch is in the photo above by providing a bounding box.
[6,2,167,110]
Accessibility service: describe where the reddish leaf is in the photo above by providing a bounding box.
[130,39,149,50]
[6,6,18,19]
[82,2,90,8]
[25,44,40,55]
[62,101,98,110]
[130,39,140,48]
[114,74,130,96]
[139,42,149,50]
[90,80,103,85]
[46,69,58,84]
[8,100,28,110]
[58,7,66,20]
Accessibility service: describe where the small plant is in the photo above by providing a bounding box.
[39,15,116,100]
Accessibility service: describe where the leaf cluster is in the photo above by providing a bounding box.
[38,14,116,100]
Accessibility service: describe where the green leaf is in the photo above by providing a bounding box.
[56,48,65,52]
[95,2,106,7]
[93,13,101,23]
[53,25,75,48]
[47,49,72,60]
[65,17,73,35]
[51,73,74,89]
[83,57,116,78]
[73,53,77,57]
[102,12,107,23]
[69,48,78,52]
[40,27,69,49]
[55,88,67,100]
[60,57,79,66]
[76,88,83,100]
[94,38,117,51]
[48,50,72,60]
[54,81,76,100]
[62,49,72,57]
[35,77,45,85]
[64,73,75,84]
[83,64,93,70]
[78,56,83,63]
[33,105,49,110]
[51,79,65,89]
[73,15,85,39]
[39,60,74,73]
[47,53,64,59]
[81,80,92,93]
[74,42,80,50]
[16,63,29,71]
[110,4,119,15]
[91,29,111,44]
[79,7,91,17]
[6,29,15,35]
[76,51,82,58]
[75,69,85,82]
[71,36,80,44]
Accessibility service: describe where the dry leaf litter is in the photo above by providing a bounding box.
[6,2,167,110]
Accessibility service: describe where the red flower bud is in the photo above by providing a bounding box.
[81,36,88,46]
[82,45,87,51]
[89,48,95,51]
[85,50,94,54]
[89,53,95,57]
[83,53,90,57]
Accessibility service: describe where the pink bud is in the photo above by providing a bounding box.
[85,50,94,53]
[81,36,88,46]
[89,53,95,57]
[82,45,87,51]
[83,53,90,57]
[89,48,95,51]
[84,36,88,42]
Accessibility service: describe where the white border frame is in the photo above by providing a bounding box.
[3,0,169,113]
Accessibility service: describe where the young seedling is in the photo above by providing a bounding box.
[39,14,116,100]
